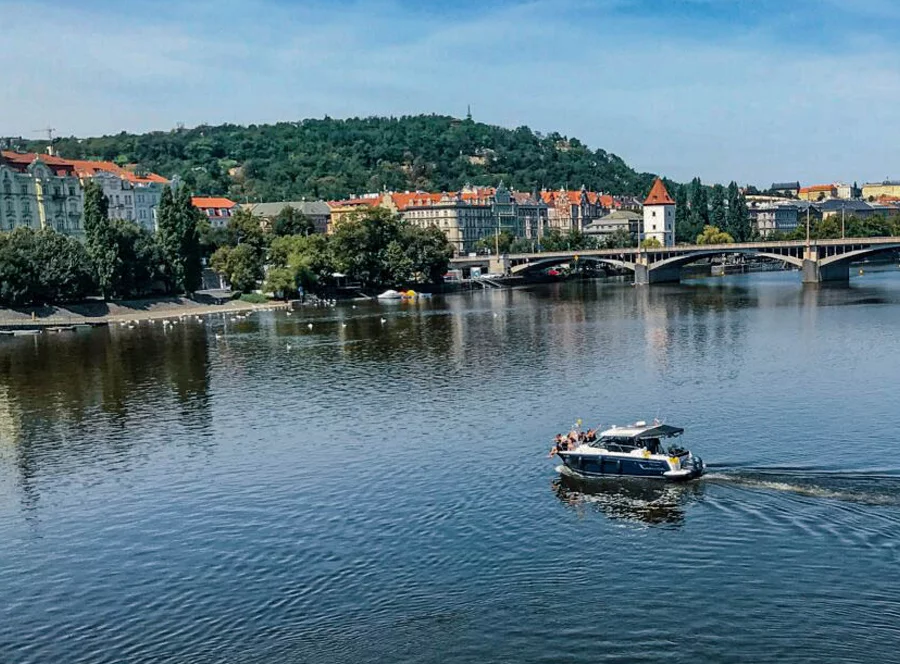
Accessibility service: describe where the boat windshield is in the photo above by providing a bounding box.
[594,436,665,454]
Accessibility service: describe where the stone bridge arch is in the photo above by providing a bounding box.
[510,255,636,275]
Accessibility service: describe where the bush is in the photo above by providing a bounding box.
[239,292,268,304]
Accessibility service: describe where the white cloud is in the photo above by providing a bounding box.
[1,0,897,185]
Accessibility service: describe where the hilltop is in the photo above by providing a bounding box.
[21,115,656,202]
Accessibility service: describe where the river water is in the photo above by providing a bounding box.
[2,271,900,663]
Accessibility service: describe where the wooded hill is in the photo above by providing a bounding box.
[23,115,657,202]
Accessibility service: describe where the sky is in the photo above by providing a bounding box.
[1,0,898,187]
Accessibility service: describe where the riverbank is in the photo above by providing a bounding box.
[0,295,291,330]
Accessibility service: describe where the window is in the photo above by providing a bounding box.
[69,187,75,196]
[653,224,657,230]
[21,185,28,194]
[652,210,657,217]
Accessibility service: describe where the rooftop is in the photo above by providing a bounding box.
[192,196,239,209]
[644,178,675,206]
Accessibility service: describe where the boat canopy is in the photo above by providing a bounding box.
[599,424,684,440]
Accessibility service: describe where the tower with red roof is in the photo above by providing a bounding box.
[642,177,676,246]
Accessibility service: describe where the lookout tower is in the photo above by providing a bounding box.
[642,178,676,246]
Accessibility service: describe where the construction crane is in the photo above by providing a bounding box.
[33,127,56,142]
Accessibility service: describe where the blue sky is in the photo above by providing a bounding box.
[2,0,898,186]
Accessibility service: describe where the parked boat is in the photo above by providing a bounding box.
[376,289,402,300]
[553,421,704,482]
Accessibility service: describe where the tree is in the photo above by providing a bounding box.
[330,207,403,291]
[696,225,735,245]
[709,184,726,230]
[268,233,335,293]
[387,225,454,285]
[674,184,691,242]
[264,266,298,299]
[272,206,315,237]
[603,227,635,249]
[210,244,263,293]
[725,182,751,242]
[640,236,663,248]
[157,186,203,293]
[0,228,94,306]
[540,228,596,252]
[83,181,120,299]
[687,177,709,241]
[474,230,514,254]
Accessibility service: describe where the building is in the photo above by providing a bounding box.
[862,180,900,201]
[817,199,884,220]
[642,178,675,246]
[327,196,380,233]
[834,182,861,200]
[540,187,611,231]
[798,184,837,201]
[749,204,799,237]
[511,191,549,241]
[242,200,331,234]
[0,151,83,237]
[401,191,493,254]
[583,209,642,240]
[769,182,800,197]
[62,158,168,231]
[192,197,240,228]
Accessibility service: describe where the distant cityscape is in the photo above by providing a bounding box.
[3,147,900,255]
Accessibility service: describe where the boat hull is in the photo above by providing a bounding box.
[558,452,704,482]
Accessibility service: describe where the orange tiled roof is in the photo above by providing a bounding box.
[1,150,76,176]
[644,178,675,206]
[540,189,612,207]
[799,184,836,193]
[192,196,238,209]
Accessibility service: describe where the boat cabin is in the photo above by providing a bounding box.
[594,423,684,454]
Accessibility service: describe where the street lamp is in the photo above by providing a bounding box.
[841,202,846,239]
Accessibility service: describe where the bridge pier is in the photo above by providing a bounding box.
[634,263,681,286]
[802,259,849,284]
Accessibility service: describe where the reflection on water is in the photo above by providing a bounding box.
[0,325,212,512]
[553,471,704,527]
[3,271,900,663]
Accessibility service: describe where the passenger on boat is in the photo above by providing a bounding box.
[645,438,661,454]
[548,435,565,457]
[584,428,597,443]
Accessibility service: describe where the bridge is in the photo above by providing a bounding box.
[449,237,900,285]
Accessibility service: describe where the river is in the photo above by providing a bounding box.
[2,270,900,663]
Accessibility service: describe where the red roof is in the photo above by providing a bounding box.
[644,178,675,206]
[1,151,167,183]
[192,196,238,209]
[799,184,836,193]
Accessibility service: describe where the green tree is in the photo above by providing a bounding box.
[210,244,263,293]
[725,182,751,242]
[0,228,94,306]
[176,185,203,293]
[696,225,735,245]
[674,184,691,242]
[83,181,120,298]
[474,230,514,254]
[268,233,335,293]
[272,206,315,237]
[687,177,709,241]
[709,184,726,230]
[330,207,403,291]
[388,225,454,285]
[264,266,298,299]
[603,227,635,249]
[640,236,663,248]
[157,186,203,293]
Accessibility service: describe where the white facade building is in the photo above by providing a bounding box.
[642,178,675,246]
[0,152,84,237]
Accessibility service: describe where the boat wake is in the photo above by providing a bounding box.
[701,468,900,507]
